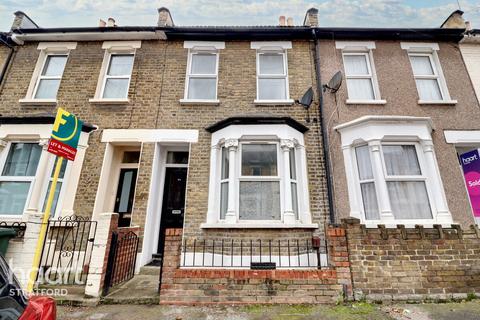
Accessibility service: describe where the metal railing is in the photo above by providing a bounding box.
[0,221,26,238]
[37,216,97,285]
[180,238,327,269]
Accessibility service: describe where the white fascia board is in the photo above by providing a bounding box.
[184,41,225,50]
[401,42,439,51]
[334,115,434,147]
[15,31,166,43]
[251,41,292,50]
[444,130,480,145]
[335,41,376,50]
[211,124,305,147]
[101,129,199,144]
[37,42,77,51]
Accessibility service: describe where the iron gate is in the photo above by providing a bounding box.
[103,231,139,296]
[38,216,97,286]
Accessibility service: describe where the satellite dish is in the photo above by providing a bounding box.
[324,71,343,93]
[297,87,314,109]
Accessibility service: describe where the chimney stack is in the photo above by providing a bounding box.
[279,16,286,26]
[158,7,174,27]
[287,17,293,26]
[440,10,466,28]
[303,8,318,27]
[11,11,39,30]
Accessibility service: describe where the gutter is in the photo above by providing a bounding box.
[0,36,14,90]
[312,29,336,224]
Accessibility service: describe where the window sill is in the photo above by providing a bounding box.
[200,222,319,229]
[19,98,57,106]
[179,99,220,105]
[89,98,130,105]
[254,99,295,106]
[418,100,457,105]
[346,99,387,105]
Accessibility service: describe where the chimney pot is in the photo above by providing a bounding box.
[158,7,174,27]
[107,17,115,27]
[279,15,286,26]
[287,17,293,26]
[99,19,106,27]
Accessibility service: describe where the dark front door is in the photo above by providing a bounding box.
[114,168,138,228]
[157,167,187,254]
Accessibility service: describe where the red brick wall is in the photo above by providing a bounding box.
[343,218,480,302]
[159,228,346,305]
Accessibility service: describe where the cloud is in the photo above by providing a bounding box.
[0,0,479,30]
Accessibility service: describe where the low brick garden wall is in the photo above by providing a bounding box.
[158,228,351,305]
[343,218,480,302]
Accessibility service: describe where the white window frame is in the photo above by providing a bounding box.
[180,41,224,105]
[100,53,134,99]
[335,115,453,228]
[336,41,385,104]
[203,123,317,229]
[401,42,457,105]
[353,142,435,225]
[237,141,281,221]
[0,124,90,221]
[38,156,72,218]
[19,42,77,105]
[0,141,40,218]
[89,41,141,104]
[251,41,294,105]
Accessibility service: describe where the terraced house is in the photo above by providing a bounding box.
[0,7,479,305]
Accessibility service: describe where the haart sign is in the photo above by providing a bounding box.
[459,149,480,219]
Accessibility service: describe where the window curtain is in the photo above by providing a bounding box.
[344,54,374,100]
[355,145,379,220]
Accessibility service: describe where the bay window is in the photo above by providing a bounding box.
[0,143,42,215]
[355,144,432,221]
[41,157,69,217]
[239,143,280,220]
[401,42,456,104]
[336,116,452,226]
[204,118,317,228]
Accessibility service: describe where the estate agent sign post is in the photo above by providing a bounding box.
[27,108,83,293]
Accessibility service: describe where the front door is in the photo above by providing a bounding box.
[157,167,187,253]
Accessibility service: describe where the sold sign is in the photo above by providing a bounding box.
[47,108,83,161]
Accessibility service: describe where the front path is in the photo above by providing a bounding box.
[57,301,480,320]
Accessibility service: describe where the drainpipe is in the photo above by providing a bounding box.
[312,28,336,224]
[0,37,14,91]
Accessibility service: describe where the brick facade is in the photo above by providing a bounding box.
[0,39,329,252]
[342,218,480,301]
[159,228,345,305]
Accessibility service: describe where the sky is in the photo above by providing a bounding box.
[0,0,479,30]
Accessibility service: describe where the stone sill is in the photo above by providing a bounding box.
[418,100,457,105]
[200,222,319,229]
[89,98,129,105]
[346,99,386,105]
[254,99,295,106]
[19,98,57,106]
[179,99,220,105]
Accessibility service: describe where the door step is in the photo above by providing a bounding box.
[139,266,161,276]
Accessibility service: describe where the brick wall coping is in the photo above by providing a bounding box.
[173,268,336,280]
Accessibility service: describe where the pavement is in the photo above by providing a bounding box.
[57,300,480,320]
